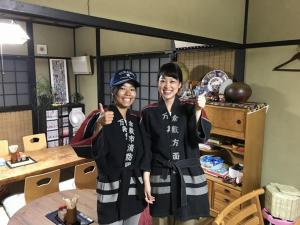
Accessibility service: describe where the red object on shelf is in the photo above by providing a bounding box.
[237,147,244,152]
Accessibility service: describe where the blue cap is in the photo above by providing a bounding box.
[110,69,140,88]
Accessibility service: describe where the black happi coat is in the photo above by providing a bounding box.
[92,105,146,224]
[141,97,212,221]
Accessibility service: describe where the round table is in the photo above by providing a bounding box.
[8,189,98,225]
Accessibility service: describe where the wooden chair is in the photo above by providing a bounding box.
[74,161,98,189]
[24,169,60,203]
[213,188,265,225]
[22,133,47,151]
[0,140,9,156]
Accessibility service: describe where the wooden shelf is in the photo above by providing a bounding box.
[218,144,244,156]
[199,148,217,154]
[205,174,242,191]
[201,143,244,156]
[204,104,266,216]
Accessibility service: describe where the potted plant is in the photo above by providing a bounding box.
[71,92,84,104]
[36,77,54,108]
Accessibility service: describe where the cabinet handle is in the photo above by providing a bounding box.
[223,198,230,203]
[224,189,230,193]
[236,119,241,124]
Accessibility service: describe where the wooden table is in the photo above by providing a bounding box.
[0,145,89,185]
[8,189,98,225]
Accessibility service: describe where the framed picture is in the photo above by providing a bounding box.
[46,109,58,120]
[47,130,59,141]
[49,59,69,104]
[36,44,48,55]
[48,140,59,148]
[46,120,58,131]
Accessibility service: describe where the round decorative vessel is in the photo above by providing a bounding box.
[224,82,252,103]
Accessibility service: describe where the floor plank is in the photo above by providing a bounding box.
[198,217,214,225]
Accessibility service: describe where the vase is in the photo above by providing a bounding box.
[224,82,252,103]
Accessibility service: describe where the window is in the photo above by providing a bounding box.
[102,54,170,111]
[0,57,31,108]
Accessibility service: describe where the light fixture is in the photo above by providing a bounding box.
[0,21,30,75]
[0,21,30,45]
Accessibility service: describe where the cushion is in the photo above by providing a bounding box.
[70,109,101,158]
[0,205,9,225]
[2,193,25,217]
[59,178,76,191]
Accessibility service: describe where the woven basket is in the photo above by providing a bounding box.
[265,183,300,221]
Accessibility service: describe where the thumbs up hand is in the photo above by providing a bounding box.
[97,103,114,126]
[196,92,207,110]
[195,92,206,123]
[99,103,105,113]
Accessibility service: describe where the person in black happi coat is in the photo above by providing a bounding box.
[73,70,146,225]
[141,62,212,225]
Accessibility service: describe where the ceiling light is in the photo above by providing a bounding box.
[0,21,30,45]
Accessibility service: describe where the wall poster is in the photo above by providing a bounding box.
[49,58,69,104]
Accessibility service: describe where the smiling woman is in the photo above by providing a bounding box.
[71,69,147,225]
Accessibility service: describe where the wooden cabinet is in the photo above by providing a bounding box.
[38,103,85,148]
[203,104,266,216]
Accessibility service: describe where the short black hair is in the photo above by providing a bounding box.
[111,81,137,95]
[158,62,182,83]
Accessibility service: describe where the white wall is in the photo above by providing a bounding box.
[33,23,75,100]
[19,0,245,43]
[75,27,172,114]
[247,0,300,43]
[74,27,97,114]
[245,46,300,189]
[246,0,300,189]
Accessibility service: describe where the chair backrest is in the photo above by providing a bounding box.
[213,188,265,225]
[74,161,98,189]
[24,169,60,203]
[23,133,47,151]
[0,140,9,156]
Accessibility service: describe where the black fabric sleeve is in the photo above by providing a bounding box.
[196,111,211,143]
[139,110,152,172]
[92,129,110,174]
[188,107,211,144]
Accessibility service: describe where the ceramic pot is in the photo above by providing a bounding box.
[224,82,252,103]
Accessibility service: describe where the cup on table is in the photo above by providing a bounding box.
[9,145,19,163]
[65,207,77,224]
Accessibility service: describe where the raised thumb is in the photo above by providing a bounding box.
[99,103,104,113]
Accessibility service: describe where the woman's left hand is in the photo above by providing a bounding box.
[195,92,206,110]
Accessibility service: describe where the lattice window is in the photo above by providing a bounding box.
[177,49,235,81]
[0,57,31,108]
[102,53,170,111]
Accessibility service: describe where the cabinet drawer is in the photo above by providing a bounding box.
[214,197,240,215]
[205,106,246,139]
[214,192,240,214]
[214,183,241,199]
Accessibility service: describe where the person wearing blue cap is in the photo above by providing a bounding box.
[76,69,146,225]
[140,62,212,225]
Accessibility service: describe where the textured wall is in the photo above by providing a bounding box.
[19,0,245,43]
[245,46,300,189]
[247,0,300,43]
